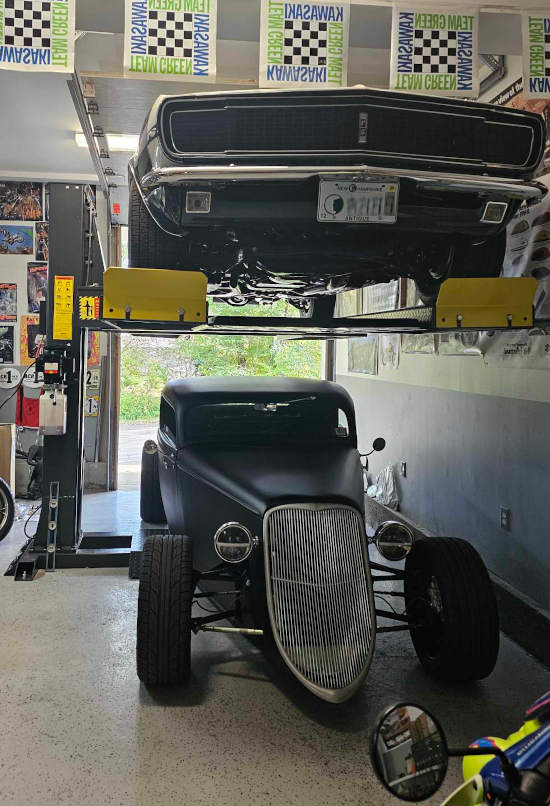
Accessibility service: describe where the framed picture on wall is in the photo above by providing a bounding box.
[0,181,43,221]
[0,283,17,321]
[0,225,33,255]
[0,326,14,364]
[20,315,41,366]
[27,263,48,313]
[348,335,379,375]
[35,222,49,262]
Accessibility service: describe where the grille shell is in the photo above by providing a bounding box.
[264,503,375,702]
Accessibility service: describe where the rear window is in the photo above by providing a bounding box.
[184,399,351,447]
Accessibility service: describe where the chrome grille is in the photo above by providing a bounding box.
[264,503,375,702]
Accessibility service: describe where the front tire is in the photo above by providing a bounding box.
[128,178,181,269]
[404,537,499,681]
[137,534,194,685]
[0,476,15,541]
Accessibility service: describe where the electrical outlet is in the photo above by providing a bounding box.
[500,507,511,531]
[400,461,407,478]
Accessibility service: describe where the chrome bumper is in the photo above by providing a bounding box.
[141,165,547,204]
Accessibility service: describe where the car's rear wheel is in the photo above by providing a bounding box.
[128,178,181,269]
[0,476,15,541]
[300,295,336,322]
[404,536,499,681]
[140,440,166,524]
[137,534,194,685]
[415,232,506,305]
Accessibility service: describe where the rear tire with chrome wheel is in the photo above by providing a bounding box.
[0,476,14,541]
[404,537,499,681]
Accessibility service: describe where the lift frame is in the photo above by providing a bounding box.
[7,183,547,579]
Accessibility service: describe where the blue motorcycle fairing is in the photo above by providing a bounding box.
[478,722,550,799]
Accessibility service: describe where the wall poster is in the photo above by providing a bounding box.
[0,325,14,364]
[0,181,43,220]
[124,0,217,80]
[390,7,479,97]
[35,222,49,261]
[259,0,349,88]
[0,283,17,321]
[348,334,378,375]
[0,224,33,255]
[20,314,41,365]
[522,13,550,98]
[27,263,48,313]
[0,1,75,73]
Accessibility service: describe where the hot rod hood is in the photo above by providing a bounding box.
[176,446,364,517]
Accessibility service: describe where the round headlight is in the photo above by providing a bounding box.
[214,522,253,564]
[374,521,414,562]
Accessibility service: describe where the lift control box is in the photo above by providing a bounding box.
[36,349,66,385]
[39,388,67,436]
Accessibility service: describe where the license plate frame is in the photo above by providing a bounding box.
[317,175,399,224]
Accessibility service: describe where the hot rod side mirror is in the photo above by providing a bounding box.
[370,703,449,802]
[372,437,386,452]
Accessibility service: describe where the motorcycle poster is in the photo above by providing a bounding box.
[0,181,43,221]
[0,325,14,364]
[34,222,49,261]
[0,224,33,255]
[0,282,17,321]
[27,263,48,313]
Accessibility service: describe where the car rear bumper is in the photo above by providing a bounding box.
[141,164,547,204]
[135,162,547,242]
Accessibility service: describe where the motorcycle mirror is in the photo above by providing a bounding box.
[372,437,386,452]
[370,703,449,802]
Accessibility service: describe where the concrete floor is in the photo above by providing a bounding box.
[1,505,549,806]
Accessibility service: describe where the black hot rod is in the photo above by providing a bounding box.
[137,377,499,702]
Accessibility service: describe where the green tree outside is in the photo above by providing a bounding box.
[120,300,323,421]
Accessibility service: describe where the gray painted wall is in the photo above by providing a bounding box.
[337,371,550,613]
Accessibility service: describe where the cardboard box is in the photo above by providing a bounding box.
[0,423,16,493]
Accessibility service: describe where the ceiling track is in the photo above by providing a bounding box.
[67,73,110,199]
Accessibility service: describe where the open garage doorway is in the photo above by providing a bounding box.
[117,305,325,491]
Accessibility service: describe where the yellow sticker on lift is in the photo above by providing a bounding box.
[53,275,74,341]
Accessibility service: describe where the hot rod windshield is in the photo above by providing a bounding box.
[183,398,353,448]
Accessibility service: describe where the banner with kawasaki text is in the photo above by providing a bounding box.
[124,0,217,81]
[390,5,479,97]
[0,0,75,73]
[522,12,550,98]
[259,0,349,89]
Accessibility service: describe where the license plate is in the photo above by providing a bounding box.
[317,177,399,224]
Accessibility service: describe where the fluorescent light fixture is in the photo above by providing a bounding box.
[75,132,139,152]
[106,133,139,152]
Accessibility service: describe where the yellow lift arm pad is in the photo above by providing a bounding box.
[103,267,207,323]
[436,277,537,330]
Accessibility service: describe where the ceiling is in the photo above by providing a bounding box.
[0,0,528,227]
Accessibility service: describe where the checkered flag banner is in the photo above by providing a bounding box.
[523,12,550,98]
[124,0,217,81]
[259,0,349,89]
[390,6,479,97]
[0,0,75,73]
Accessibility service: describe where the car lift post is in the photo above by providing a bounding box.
[34,184,89,559]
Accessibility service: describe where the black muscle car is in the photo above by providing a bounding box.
[137,377,499,702]
[129,87,547,313]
